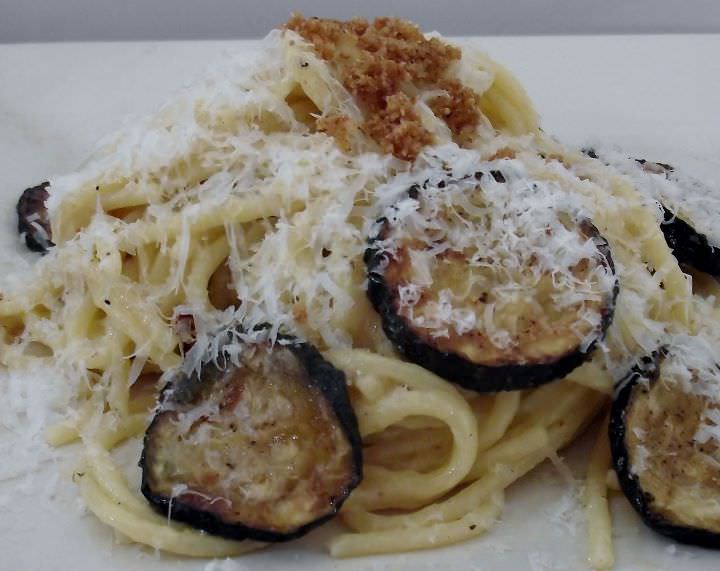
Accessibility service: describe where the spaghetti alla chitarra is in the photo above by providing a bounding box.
[2,14,719,570]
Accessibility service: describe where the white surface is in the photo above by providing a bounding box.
[2,0,720,42]
[1,34,720,570]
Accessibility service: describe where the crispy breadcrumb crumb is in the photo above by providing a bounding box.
[428,79,482,146]
[286,14,482,161]
[489,148,517,160]
[364,93,433,161]
[316,114,359,153]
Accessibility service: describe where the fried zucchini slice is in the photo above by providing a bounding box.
[140,334,362,542]
[632,158,720,276]
[585,148,720,276]
[610,341,720,547]
[366,159,618,392]
[16,181,53,253]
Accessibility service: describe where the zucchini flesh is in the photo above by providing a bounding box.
[610,349,720,547]
[366,162,618,392]
[140,336,362,542]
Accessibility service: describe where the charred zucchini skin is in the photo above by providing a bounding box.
[609,353,720,548]
[636,157,720,277]
[660,206,720,277]
[139,337,363,543]
[364,221,618,393]
[16,181,53,253]
[583,150,720,277]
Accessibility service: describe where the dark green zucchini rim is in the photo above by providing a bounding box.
[660,206,720,278]
[364,182,619,393]
[583,149,720,278]
[609,351,720,548]
[139,333,363,543]
[635,157,720,277]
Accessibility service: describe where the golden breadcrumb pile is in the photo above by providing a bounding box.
[286,15,482,161]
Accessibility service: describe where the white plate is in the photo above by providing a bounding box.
[1,33,719,571]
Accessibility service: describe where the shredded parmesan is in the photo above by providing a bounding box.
[371,145,616,354]
[587,145,720,246]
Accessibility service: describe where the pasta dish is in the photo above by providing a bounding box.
[2,15,720,570]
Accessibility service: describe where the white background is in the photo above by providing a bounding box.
[1,0,720,42]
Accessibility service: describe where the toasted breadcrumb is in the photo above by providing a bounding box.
[364,93,433,161]
[489,148,518,160]
[428,79,482,146]
[286,14,482,161]
[316,114,360,153]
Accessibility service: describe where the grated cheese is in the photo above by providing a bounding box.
[629,300,720,472]
[370,145,617,354]
[587,144,720,246]
[0,362,84,492]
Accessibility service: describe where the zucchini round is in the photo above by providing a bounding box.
[140,334,362,543]
[16,181,53,253]
[634,158,720,276]
[660,206,720,277]
[610,344,720,547]
[365,161,618,392]
[584,149,720,276]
